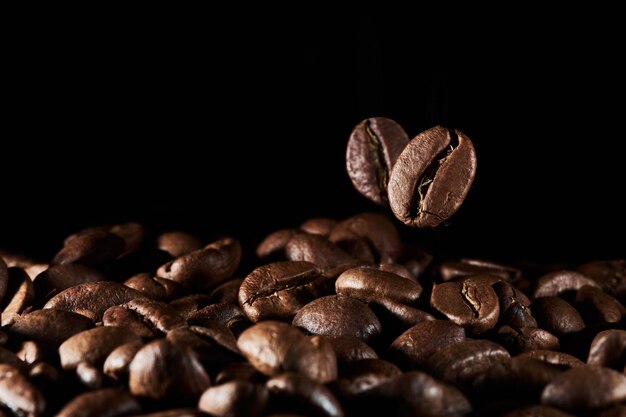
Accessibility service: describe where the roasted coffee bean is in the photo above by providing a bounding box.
[59,326,142,371]
[285,234,354,271]
[324,336,377,364]
[577,260,626,300]
[329,213,402,263]
[575,285,624,324]
[440,259,521,282]
[541,365,626,411]
[532,297,585,337]
[335,266,422,305]
[102,297,187,337]
[198,381,268,417]
[346,117,409,206]
[0,258,9,302]
[157,231,203,257]
[494,325,561,354]
[215,362,264,384]
[501,405,576,417]
[188,303,250,335]
[389,320,465,368]
[533,270,599,298]
[124,273,184,301]
[110,222,144,255]
[237,321,337,383]
[56,388,141,417]
[430,278,499,334]
[334,358,401,397]
[239,261,324,322]
[517,350,584,368]
[129,339,211,403]
[157,237,241,291]
[370,298,435,329]
[168,294,213,320]
[1,267,35,325]
[388,126,477,228]
[587,329,626,369]
[500,302,538,330]
[166,324,241,369]
[33,264,105,302]
[103,341,143,381]
[300,218,338,236]
[266,373,344,417]
[43,281,143,322]
[426,339,510,386]
[256,229,302,260]
[0,364,45,417]
[292,295,381,342]
[493,281,531,312]
[52,228,126,266]
[210,279,243,304]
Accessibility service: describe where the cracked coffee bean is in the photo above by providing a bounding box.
[388,125,477,228]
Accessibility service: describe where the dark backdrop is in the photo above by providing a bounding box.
[2,17,624,265]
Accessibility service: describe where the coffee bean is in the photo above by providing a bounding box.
[10,309,93,347]
[210,279,243,305]
[430,278,499,334]
[157,237,241,291]
[335,266,422,305]
[103,297,187,337]
[334,358,401,397]
[256,229,302,260]
[76,361,103,389]
[215,362,264,384]
[129,339,211,403]
[16,341,44,364]
[1,267,35,326]
[377,263,414,281]
[167,324,241,369]
[300,218,338,236]
[103,341,143,381]
[370,298,435,329]
[532,297,585,337]
[516,350,584,368]
[389,320,465,368]
[237,321,337,383]
[56,388,141,417]
[493,281,531,313]
[157,231,203,257]
[188,303,250,335]
[52,228,126,266]
[494,325,560,354]
[266,373,344,417]
[440,259,521,282]
[239,261,324,322]
[575,285,624,324]
[533,270,599,298]
[43,281,144,322]
[168,294,213,320]
[541,365,626,411]
[587,329,626,370]
[285,234,354,270]
[324,336,377,364]
[388,126,477,228]
[110,222,144,255]
[0,364,45,417]
[292,295,381,342]
[33,264,105,303]
[0,347,27,372]
[426,339,510,386]
[500,302,538,330]
[329,213,402,263]
[0,258,8,303]
[198,381,268,417]
[346,117,409,206]
[577,259,626,300]
[124,273,184,301]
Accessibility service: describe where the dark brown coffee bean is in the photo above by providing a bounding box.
[494,325,561,354]
[157,231,203,257]
[256,229,302,260]
[346,117,409,206]
[352,371,472,417]
[123,273,184,301]
[335,266,422,305]
[501,405,576,417]
[426,339,510,386]
[370,298,435,328]
[500,303,538,330]
[56,388,141,417]
[292,295,381,342]
[329,213,402,263]
[0,258,8,303]
[129,339,211,403]
[462,258,522,281]
[33,264,105,303]
[103,341,143,381]
[266,373,344,417]
[440,259,521,282]
[1,267,35,326]
[59,326,142,370]
[198,381,268,417]
[215,362,264,384]
[532,297,585,337]
[388,126,477,228]
[239,261,324,322]
[210,279,243,305]
[324,336,377,364]
[188,303,250,335]
[575,285,624,324]
[168,294,213,320]
[10,309,93,347]
[334,359,401,397]
[237,321,337,383]
[52,228,126,266]
[43,281,143,322]
[300,218,338,236]
[578,260,626,300]
[377,263,414,281]
[285,234,354,270]
[167,324,241,369]
[0,364,45,417]
[110,222,144,255]
[103,297,187,337]
[541,365,626,411]
[389,320,465,368]
[516,350,584,368]
[493,281,531,312]
[533,270,599,298]
[430,279,499,334]
[587,329,626,370]
[157,237,241,291]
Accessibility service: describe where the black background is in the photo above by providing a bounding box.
[2,16,624,265]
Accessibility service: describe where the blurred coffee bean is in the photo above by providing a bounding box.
[55,388,140,417]
[198,381,268,417]
[124,273,184,301]
[532,297,585,337]
[577,260,626,300]
[1,267,35,325]
[188,303,250,335]
[168,294,213,320]
[285,234,354,270]
[266,373,344,417]
[0,364,45,417]
[33,264,105,303]
[587,329,626,370]
[440,259,520,282]
[102,297,187,337]
[517,350,584,368]
[575,285,624,324]
[103,341,143,381]
[300,218,338,236]
[52,228,125,266]
[324,336,377,365]
[157,231,203,257]
[533,270,599,298]
[256,229,302,260]
[209,279,243,304]
[494,325,560,354]
[334,358,401,397]
[110,222,144,255]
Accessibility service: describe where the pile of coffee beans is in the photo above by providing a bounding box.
[1,119,624,416]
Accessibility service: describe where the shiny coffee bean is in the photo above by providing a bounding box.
[300,218,338,236]
[388,126,477,228]
[346,117,409,206]
[266,373,344,417]
[0,364,45,417]
[500,302,538,330]
[493,281,531,313]
[239,261,324,322]
[577,260,626,300]
[575,285,624,324]
[324,336,377,364]
[494,325,560,354]
[33,264,105,303]
[335,266,422,305]
[1,267,35,325]
[103,341,143,381]
[256,229,302,260]
[285,234,354,270]
[10,309,93,347]
[440,259,521,282]
[587,330,626,370]
[103,297,187,337]
[188,303,250,335]
[292,295,381,342]
[516,350,584,368]
[532,297,585,337]
[533,270,599,298]
[198,381,268,417]
[56,388,140,417]
[124,273,184,301]
[157,231,203,257]
[52,228,126,266]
